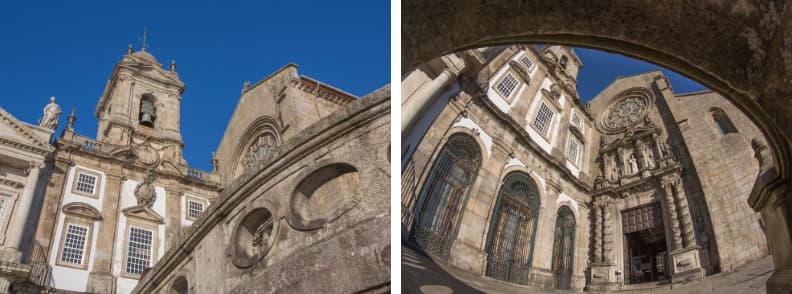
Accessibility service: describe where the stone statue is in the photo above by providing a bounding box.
[628,154,638,175]
[38,97,61,130]
[641,142,655,169]
[134,172,157,208]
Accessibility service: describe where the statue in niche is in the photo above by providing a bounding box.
[38,97,61,130]
[134,171,157,208]
[640,142,655,169]
[242,133,278,171]
[628,154,638,175]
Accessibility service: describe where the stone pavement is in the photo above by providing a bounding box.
[402,244,774,294]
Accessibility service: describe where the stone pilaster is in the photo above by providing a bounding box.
[602,201,613,264]
[87,172,123,293]
[4,161,42,261]
[164,187,182,251]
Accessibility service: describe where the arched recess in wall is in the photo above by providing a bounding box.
[484,171,541,285]
[410,133,482,260]
[233,116,282,177]
[231,207,279,269]
[169,276,189,294]
[710,108,738,135]
[551,205,576,290]
[139,93,157,128]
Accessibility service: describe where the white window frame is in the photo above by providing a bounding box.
[0,194,13,233]
[59,223,89,266]
[519,55,534,70]
[186,198,205,221]
[532,102,556,138]
[567,134,582,166]
[493,71,520,101]
[124,225,155,277]
[71,167,101,198]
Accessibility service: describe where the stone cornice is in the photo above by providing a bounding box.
[290,76,358,106]
[132,84,390,293]
[0,110,53,152]
[0,137,52,156]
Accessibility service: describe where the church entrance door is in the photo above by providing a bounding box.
[622,203,669,284]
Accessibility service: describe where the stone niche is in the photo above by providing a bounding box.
[288,163,361,230]
[231,207,278,268]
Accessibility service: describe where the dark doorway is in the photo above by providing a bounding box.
[621,203,669,284]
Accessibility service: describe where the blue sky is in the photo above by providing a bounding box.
[0,0,389,170]
[573,47,707,102]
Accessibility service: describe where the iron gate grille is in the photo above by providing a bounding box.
[411,134,481,260]
[552,207,576,289]
[485,172,540,284]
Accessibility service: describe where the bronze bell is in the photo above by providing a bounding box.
[140,99,156,126]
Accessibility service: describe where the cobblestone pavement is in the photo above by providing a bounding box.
[402,244,774,294]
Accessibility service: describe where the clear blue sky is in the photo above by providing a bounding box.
[0,0,389,171]
[573,47,707,103]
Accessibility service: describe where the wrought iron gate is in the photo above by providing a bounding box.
[411,134,481,260]
[485,172,540,284]
[552,206,576,289]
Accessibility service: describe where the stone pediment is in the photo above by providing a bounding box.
[0,107,53,154]
[62,202,102,220]
[122,205,165,224]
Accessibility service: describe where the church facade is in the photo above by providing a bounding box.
[401,45,769,290]
[0,45,390,293]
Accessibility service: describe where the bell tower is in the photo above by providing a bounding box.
[94,44,186,164]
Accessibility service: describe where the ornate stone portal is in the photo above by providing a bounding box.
[589,89,704,290]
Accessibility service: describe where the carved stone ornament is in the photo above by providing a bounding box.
[134,144,160,167]
[599,88,654,133]
[134,172,157,208]
[242,132,279,172]
[38,96,61,130]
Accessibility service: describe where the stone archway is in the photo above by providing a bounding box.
[402,1,792,292]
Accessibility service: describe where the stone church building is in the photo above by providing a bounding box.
[0,45,390,293]
[401,45,769,291]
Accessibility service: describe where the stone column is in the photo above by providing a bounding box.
[673,177,696,248]
[0,277,10,293]
[402,68,458,133]
[602,202,613,263]
[87,172,123,293]
[5,161,42,259]
[661,179,683,250]
[592,203,602,263]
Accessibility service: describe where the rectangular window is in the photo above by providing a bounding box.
[495,72,519,99]
[125,226,153,275]
[60,224,88,265]
[75,172,97,194]
[567,135,581,165]
[520,56,533,69]
[571,112,582,129]
[532,103,555,136]
[187,199,204,220]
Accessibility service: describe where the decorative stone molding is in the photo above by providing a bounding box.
[62,202,102,221]
[289,77,357,106]
[0,179,23,189]
[597,87,655,134]
[507,60,531,84]
[230,207,279,269]
[121,206,165,224]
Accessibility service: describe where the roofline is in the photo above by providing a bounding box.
[675,89,715,97]
[299,75,358,101]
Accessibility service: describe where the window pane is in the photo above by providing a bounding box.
[495,73,519,98]
[188,200,204,219]
[61,224,88,265]
[75,173,97,194]
[533,103,555,136]
[125,227,153,275]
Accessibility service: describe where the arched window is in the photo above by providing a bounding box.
[139,94,156,128]
[169,276,189,294]
[551,206,576,289]
[559,55,569,70]
[710,108,738,134]
[411,133,481,260]
[484,172,541,284]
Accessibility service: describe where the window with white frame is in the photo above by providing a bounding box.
[125,226,153,275]
[571,112,582,129]
[567,135,581,166]
[60,224,88,265]
[75,172,97,195]
[520,55,533,69]
[494,72,519,99]
[532,103,555,137]
[187,199,204,220]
